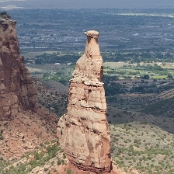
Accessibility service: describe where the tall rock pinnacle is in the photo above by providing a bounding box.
[57,30,112,173]
[0,13,36,119]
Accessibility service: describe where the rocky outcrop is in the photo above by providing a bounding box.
[0,13,36,120]
[0,13,58,160]
[57,30,112,173]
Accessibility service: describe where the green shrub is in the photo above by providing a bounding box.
[67,168,72,174]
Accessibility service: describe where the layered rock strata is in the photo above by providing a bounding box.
[57,30,112,173]
[0,14,58,160]
[0,13,36,120]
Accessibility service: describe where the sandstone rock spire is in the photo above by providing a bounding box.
[57,30,112,173]
[0,13,36,120]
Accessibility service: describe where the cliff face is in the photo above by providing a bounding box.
[0,14,36,120]
[0,14,58,160]
[57,30,112,173]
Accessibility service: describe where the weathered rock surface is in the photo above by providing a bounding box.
[0,13,36,120]
[0,13,58,160]
[0,105,58,160]
[57,30,112,173]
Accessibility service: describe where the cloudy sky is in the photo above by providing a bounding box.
[1,0,174,9]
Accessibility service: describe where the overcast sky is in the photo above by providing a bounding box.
[1,0,174,9]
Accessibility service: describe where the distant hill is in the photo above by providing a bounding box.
[142,96,174,118]
[32,78,68,117]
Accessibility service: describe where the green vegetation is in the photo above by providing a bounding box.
[142,96,174,118]
[42,65,74,86]
[110,123,174,174]
[0,158,10,170]
[101,60,174,113]
[1,141,65,174]
[67,168,72,174]
[103,62,174,81]
[35,52,79,64]
[37,54,174,96]
[102,50,174,63]
[28,52,174,117]
[103,75,125,96]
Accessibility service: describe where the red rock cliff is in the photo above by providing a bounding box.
[57,30,112,173]
[0,14,36,120]
[0,14,58,160]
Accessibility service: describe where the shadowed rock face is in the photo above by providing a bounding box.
[0,14,36,120]
[57,30,112,173]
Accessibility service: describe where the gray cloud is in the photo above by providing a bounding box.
[0,5,23,9]
[1,0,174,8]
[0,0,25,2]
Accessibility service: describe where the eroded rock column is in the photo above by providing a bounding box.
[0,14,36,119]
[57,30,112,173]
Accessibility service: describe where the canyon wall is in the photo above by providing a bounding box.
[0,13,36,120]
[0,14,58,160]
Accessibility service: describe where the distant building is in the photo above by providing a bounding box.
[67,62,72,66]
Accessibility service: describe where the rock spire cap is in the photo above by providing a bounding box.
[84,30,99,38]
